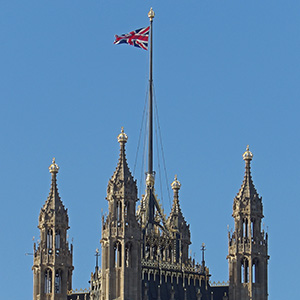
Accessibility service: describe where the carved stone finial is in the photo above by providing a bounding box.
[243,145,253,161]
[171,175,181,190]
[117,127,128,144]
[49,157,59,173]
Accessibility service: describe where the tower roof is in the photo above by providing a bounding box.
[169,175,183,216]
[39,158,68,227]
[108,128,137,196]
[236,146,259,200]
[167,176,190,239]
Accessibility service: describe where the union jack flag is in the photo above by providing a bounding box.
[114,26,150,50]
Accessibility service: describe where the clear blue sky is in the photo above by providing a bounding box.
[0,1,299,299]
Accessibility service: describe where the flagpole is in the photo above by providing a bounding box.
[148,8,155,177]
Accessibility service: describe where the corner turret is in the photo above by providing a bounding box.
[228,146,269,300]
[33,158,73,300]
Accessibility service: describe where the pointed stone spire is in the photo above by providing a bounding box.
[48,158,60,207]
[167,176,191,264]
[109,127,135,187]
[236,146,259,200]
[168,175,187,230]
[170,175,183,218]
[39,158,68,226]
[33,158,73,300]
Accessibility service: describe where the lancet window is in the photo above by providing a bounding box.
[47,229,53,252]
[116,201,122,226]
[242,219,248,239]
[125,243,131,267]
[251,219,255,238]
[114,242,122,268]
[124,202,128,218]
[252,259,259,283]
[55,270,62,293]
[241,258,249,283]
[44,269,52,293]
[55,229,60,249]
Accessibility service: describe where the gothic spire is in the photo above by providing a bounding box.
[109,127,136,187]
[236,145,259,200]
[167,176,189,233]
[34,158,73,300]
[39,158,68,226]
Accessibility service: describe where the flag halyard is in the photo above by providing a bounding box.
[114,26,150,50]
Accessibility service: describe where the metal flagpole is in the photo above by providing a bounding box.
[144,8,155,229]
[148,8,155,176]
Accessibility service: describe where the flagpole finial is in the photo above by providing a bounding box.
[148,8,155,21]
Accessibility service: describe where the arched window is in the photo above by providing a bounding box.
[55,270,62,293]
[251,219,255,238]
[243,219,248,239]
[125,243,131,267]
[124,202,128,218]
[47,229,53,253]
[114,242,122,268]
[55,230,60,249]
[44,269,52,293]
[114,244,118,267]
[252,259,259,283]
[118,243,122,267]
[117,201,122,225]
[241,258,249,283]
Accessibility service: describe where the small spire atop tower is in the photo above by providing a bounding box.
[170,175,183,215]
[236,145,258,200]
[167,176,191,262]
[42,157,64,213]
[170,175,182,215]
[110,127,135,185]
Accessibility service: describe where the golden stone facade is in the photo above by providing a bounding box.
[33,137,269,300]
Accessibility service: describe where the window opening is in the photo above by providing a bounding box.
[47,229,53,253]
[55,270,61,293]
[55,230,60,253]
[44,269,52,293]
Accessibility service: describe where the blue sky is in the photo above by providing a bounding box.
[0,1,299,299]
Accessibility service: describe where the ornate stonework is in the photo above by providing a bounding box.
[227,147,269,300]
[33,159,74,300]
[33,140,269,300]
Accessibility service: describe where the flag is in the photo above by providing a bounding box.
[114,26,150,50]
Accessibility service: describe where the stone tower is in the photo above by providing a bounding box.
[32,158,74,300]
[100,128,141,300]
[228,146,269,300]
